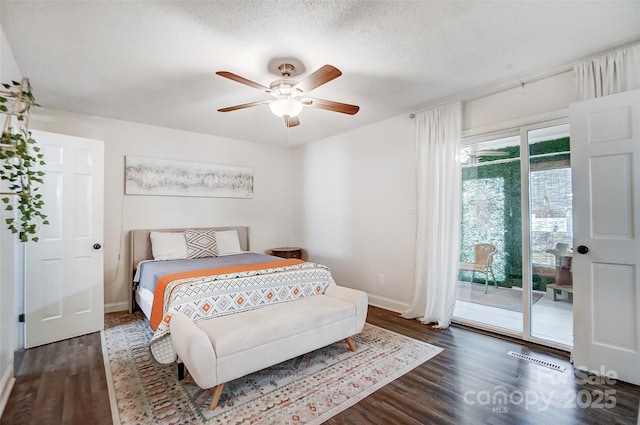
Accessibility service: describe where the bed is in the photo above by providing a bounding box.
[129,226,338,363]
[130,226,256,318]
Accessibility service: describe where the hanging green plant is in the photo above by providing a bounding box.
[0,78,48,242]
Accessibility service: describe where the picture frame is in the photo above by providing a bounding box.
[125,155,254,198]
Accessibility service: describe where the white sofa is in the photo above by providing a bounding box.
[169,285,368,410]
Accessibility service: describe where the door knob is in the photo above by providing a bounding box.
[576,245,589,254]
[93,243,102,250]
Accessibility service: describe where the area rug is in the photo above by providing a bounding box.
[456,281,543,312]
[102,312,443,425]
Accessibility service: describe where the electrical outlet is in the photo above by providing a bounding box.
[378,273,384,284]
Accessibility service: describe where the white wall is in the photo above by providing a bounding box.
[293,115,417,311]
[293,67,578,312]
[0,24,22,417]
[29,109,295,312]
[463,70,575,131]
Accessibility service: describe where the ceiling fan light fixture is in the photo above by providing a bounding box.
[459,148,470,163]
[217,64,359,125]
[269,97,303,118]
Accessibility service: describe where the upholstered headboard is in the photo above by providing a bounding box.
[129,226,250,272]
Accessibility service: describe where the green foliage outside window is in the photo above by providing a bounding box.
[459,138,570,291]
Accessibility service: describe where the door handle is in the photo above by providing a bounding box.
[93,243,102,250]
[576,245,589,254]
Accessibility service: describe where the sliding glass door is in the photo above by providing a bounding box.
[453,122,573,349]
[455,135,523,333]
[527,124,573,346]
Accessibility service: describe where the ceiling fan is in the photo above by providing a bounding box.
[460,148,510,163]
[216,63,360,128]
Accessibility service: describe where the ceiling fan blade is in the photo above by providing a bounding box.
[218,100,269,112]
[292,65,342,94]
[303,98,360,115]
[285,116,300,127]
[216,71,271,93]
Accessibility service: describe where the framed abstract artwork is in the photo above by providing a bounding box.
[125,155,253,198]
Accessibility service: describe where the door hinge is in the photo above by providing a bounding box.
[18,313,25,323]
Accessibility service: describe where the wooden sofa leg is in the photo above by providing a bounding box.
[345,337,356,352]
[177,362,185,380]
[209,384,225,410]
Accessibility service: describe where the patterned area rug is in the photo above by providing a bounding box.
[456,281,543,312]
[103,312,442,425]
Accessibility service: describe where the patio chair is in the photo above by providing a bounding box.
[459,243,497,293]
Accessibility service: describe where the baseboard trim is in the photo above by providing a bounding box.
[104,301,129,313]
[0,362,15,418]
[367,294,410,313]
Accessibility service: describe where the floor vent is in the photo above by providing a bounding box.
[507,351,566,372]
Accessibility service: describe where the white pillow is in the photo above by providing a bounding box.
[215,230,243,255]
[149,231,188,260]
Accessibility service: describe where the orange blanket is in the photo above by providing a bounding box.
[150,258,304,330]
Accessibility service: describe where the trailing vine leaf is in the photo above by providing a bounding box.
[0,78,47,242]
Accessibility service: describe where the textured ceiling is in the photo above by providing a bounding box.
[1,1,639,145]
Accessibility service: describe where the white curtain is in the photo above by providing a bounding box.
[402,101,462,329]
[575,44,640,100]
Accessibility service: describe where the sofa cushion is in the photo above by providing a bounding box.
[196,295,355,358]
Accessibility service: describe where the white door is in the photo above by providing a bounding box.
[24,131,104,348]
[570,89,640,386]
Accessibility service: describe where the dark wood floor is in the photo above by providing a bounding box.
[2,306,639,424]
[2,332,112,425]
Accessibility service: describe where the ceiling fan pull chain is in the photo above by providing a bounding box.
[285,116,290,145]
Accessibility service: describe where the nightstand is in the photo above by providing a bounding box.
[271,247,302,259]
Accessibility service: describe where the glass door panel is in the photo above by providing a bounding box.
[454,135,523,332]
[528,124,573,346]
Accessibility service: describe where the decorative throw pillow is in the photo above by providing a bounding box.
[185,228,218,259]
[149,231,188,260]
[215,229,243,255]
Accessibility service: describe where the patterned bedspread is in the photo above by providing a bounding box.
[149,260,336,364]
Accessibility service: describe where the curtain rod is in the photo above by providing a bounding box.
[408,65,571,118]
[408,38,640,119]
